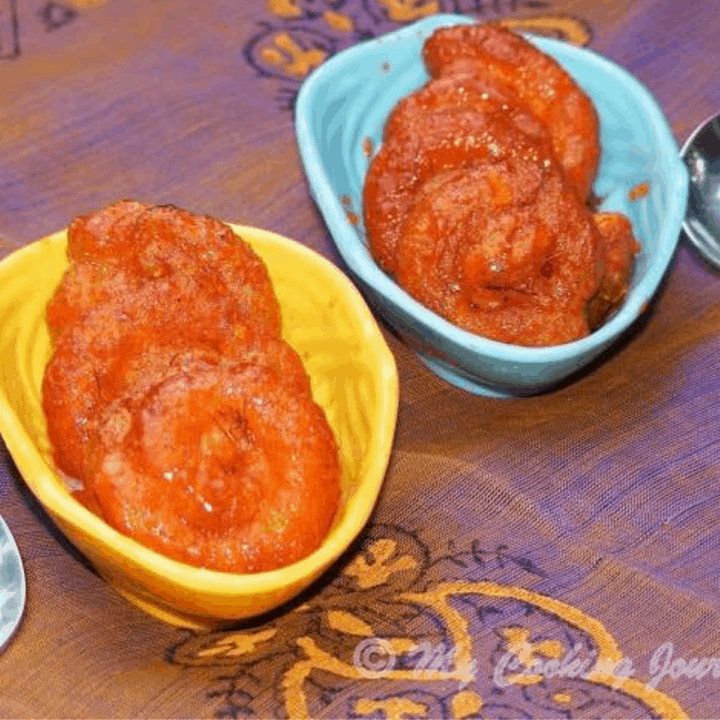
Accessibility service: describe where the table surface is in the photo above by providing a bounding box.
[2,1,720,718]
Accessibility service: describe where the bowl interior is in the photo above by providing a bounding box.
[295,14,688,373]
[0,226,398,626]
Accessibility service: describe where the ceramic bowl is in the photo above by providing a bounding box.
[0,225,398,628]
[295,13,688,397]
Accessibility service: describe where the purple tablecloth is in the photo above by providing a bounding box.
[1,1,720,717]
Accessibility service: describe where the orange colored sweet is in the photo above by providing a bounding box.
[423,23,600,200]
[395,161,603,346]
[48,202,281,341]
[588,212,643,326]
[88,350,340,573]
[364,74,553,274]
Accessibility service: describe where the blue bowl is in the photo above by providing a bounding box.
[295,14,688,397]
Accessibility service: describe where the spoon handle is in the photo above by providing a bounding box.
[0,514,26,653]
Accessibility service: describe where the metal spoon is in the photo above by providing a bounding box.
[0,514,25,653]
[680,112,720,268]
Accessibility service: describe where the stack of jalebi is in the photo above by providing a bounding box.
[43,201,340,573]
[363,23,640,346]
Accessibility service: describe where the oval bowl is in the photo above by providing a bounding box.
[0,224,399,628]
[295,13,688,397]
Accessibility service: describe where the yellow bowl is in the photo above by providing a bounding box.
[0,224,399,629]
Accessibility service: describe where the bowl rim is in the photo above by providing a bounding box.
[295,13,689,362]
[0,224,399,596]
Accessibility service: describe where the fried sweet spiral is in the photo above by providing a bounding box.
[364,73,554,274]
[395,160,604,346]
[48,201,281,340]
[88,350,340,573]
[423,23,600,200]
